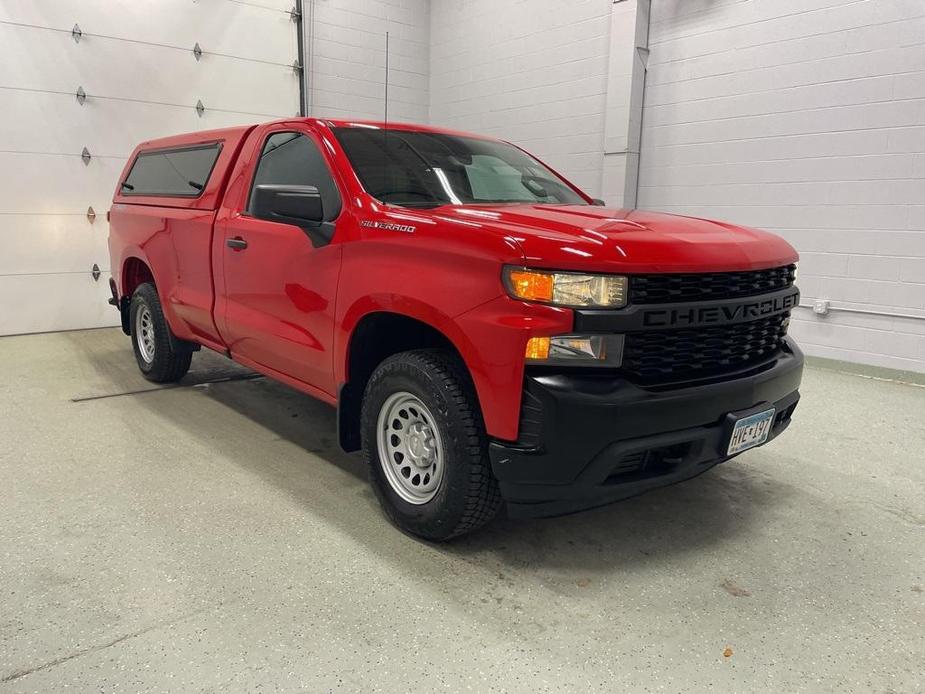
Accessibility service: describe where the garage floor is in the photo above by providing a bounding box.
[1,328,922,693]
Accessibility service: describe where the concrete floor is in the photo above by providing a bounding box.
[0,328,922,693]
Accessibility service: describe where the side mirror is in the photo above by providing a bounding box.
[252,184,324,226]
[591,198,606,207]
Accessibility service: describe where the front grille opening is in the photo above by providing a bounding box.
[604,442,692,485]
[622,313,790,385]
[630,265,796,304]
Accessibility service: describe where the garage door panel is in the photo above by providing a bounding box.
[0,274,117,336]
[0,153,124,215]
[0,215,108,276]
[0,25,298,117]
[0,109,279,215]
[0,91,254,156]
[1,2,297,335]
[0,0,296,65]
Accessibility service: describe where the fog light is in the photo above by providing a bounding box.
[525,335,623,366]
[550,336,606,360]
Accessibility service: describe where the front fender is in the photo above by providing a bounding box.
[336,292,571,442]
[332,225,539,440]
[336,293,483,385]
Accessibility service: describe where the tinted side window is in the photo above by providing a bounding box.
[122,144,221,197]
[249,132,342,221]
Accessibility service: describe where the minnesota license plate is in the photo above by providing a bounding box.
[727,408,776,455]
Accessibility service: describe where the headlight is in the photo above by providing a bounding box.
[503,267,628,308]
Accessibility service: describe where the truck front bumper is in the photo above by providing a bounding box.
[489,338,804,519]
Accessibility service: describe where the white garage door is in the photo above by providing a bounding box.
[0,0,301,336]
[638,0,925,373]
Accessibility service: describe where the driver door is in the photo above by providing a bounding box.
[215,126,344,397]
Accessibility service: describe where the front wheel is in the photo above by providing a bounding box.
[361,350,502,541]
[129,282,192,383]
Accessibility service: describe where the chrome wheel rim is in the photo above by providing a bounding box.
[135,304,155,363]
[376,392,444,504]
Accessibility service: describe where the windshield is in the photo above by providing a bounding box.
[332,127,589,208]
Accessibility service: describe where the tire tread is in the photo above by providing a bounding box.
[130,283,192,383]
[362,349,501,540]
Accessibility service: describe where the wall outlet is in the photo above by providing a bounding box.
[813,299,830,316]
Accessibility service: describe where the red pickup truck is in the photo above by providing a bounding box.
[108,118,803,540]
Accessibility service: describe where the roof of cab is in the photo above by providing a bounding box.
[313,118,498,141]
[133,118,498,152]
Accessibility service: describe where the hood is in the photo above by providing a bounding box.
[425,204,798,274]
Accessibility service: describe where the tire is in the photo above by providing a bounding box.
[361,349,502,541]
[129,282,192,383]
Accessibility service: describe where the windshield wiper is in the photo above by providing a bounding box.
[386,201,445,209]
[469,199,550,205]
[522,178,550,198]
[379,132,451,204]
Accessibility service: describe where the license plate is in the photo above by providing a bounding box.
[727,408,776,455]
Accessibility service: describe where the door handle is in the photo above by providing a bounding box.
[226,237,248,250]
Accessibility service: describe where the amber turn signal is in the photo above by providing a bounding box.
[525,336,551,360]
[507,269,554,303]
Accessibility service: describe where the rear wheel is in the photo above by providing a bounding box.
[361,349,502,541]
[129,282,192,383]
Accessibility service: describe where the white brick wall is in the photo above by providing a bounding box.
[306,0,430,122]
[428,0,613,197]
[639,0,925,373]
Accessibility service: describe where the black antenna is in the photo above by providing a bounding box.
[383,30,392,204]
[384,31,390,127]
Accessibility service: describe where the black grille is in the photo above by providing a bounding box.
[623,313,789,383]
[630,265,796,304]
